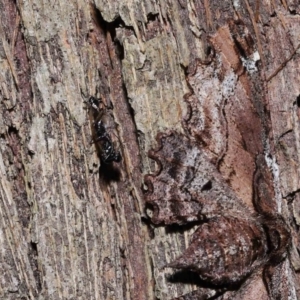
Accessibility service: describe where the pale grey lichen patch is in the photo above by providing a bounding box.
[28,116,47,155]
[0,151,7,176]
[35,63,52,114]
[20,1,78,42]
[233,0,241,9]
[222,71,238,99]
[94,0,120,23]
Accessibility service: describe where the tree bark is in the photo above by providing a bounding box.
[0,0,299,300]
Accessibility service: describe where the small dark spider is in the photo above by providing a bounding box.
[88,96,122,164]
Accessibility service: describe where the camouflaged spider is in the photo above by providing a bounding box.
[87,96,121,164]
[144,131,291,300]
[143,21,297,300]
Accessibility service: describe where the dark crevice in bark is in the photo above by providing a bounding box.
[147,12,159,23]
[295,95,300,107]
[285,189,300,202]
[277,129,293,141]
[29,241,42,294]
[167,268,243,291]
[99,14,126,59]
[165,220,204,235]
[90,6,150,300]
[91,6,141,161]
[141,215,155,239]
[7,125,18,137]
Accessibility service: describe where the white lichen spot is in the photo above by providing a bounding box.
[252,51,260,62]
[186,216,197,222]
[264,150,281,213]
[241,51,260,73]
[229,245,237,255]
[233,0,241,9]
[146,207,153,218]
[28,117,46,155]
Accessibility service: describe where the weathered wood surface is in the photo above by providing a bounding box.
[0,0,299,299]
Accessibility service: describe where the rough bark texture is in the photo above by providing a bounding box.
[0,0,299,300]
